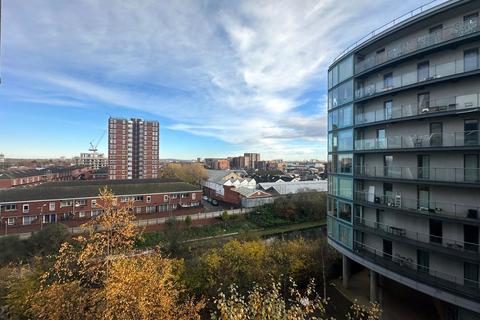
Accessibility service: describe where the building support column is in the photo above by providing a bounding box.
[342,254,350,288]
[370,269,378,303]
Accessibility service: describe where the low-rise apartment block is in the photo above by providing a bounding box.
[0,179,202,234]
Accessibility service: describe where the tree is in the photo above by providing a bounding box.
[211,279,328,320]
[160,163,207,186]
[26,187,202,320]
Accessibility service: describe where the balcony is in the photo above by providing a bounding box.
[355,165,480,184]
[355,93,480,126]
[353,241,480,300]
[355,56,480,100]
[355,18,480,74]
[355,191,480,223]
[354,217,480,261]
[354,217,480,262]
[355,130,480,151]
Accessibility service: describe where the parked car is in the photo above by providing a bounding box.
[211,199,219,206]
[202,195,208,201]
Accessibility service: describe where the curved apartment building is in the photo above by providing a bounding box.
[327,0,480,317]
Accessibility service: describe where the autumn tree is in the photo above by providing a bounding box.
[211,279,328,320]
[26,187,202,320]
[160,162,208,186]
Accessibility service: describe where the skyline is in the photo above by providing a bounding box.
[1,0,433,160]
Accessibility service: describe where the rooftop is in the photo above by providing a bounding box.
[0,166,88,180]
[0,179,200,203]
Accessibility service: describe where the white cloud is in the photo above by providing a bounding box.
[3,0,428,160]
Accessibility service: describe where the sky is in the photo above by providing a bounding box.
[0,0,431,160]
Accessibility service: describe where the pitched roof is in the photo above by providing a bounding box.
[0,179,200,203]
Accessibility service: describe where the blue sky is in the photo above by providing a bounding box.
[0,0,429,160]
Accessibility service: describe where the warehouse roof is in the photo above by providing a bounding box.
[0,179,200,203]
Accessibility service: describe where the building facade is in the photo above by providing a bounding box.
[327,0,480,317]
[74,152,108,170]
[108,117,159,180]
[0,179,202,235]
[205,158,230,170]
[244,153,260,169]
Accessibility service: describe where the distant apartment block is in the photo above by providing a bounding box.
[74,152,107,170]
[327,0,480,317]
[205,158,230,170]
[244,153,260,169]
[0,166,89,189]
[108,117,159,180]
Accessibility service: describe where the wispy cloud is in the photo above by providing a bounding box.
[2,0,427,159]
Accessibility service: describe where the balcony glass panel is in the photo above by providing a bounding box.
[355,18,480,73]
[355,56,479,100]
[355,165,480,183]
[354,217,480,255]
[356,93,480,125]
[355,130,480,150]
[353,241,480,299]
[355,190,480,222]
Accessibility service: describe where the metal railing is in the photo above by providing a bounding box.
[332,0,449,64]
[355,165,480,183]
[354,217,480,255]
[355,18,480,73]
[355,190,480,222]
[356,57,480,99]
[355,130,480,150]
[355,93,480,125]
[353,241,480,299]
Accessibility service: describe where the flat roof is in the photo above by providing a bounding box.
[0,166,87,179]
[0,179,200,203]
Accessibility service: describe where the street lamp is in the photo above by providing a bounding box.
[39,203,48,231]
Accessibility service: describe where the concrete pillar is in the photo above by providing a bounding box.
[342,255,350,288]
[370,269,378,302]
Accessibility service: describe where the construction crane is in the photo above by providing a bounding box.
[89,130,106,156]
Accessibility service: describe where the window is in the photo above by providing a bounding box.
[158,204,168,212]
[79,211,85,218]
[49,202,55,211]
[338,129,353,151]
[464,262,479,288]
[146,206,156,214]
[338,104,353,128]
[338,154,352,174]
[146,196,151,203]
[383,239,392,260]
[134,196,144,201]
[192,193,196,200]
[429,122,443,147]
[338,201,352,223]
[418,185,430,210]
[120,197,129,203]
[91,199,97,208]
[429,219,442,244]
[23,216,37,225]
[60,200,73,208]
[418,155,430,180]
[417,249,429,273]
[171,194,178,199]
[92,209,102,216]
[43,214,56,223]
[135,207,142,214]
[338,177,353,200]
[383,183,393,204]
[181,193,188,198]
[7,217,14,225]
[417,61,430,82]
[383,155,393,177]
[464,12,479,26]
[383,100,392,120]
[464,119,479,146]
[164,195,169,202]
[465,155,479,182]
[383,72,393,89]
[75,199,86,206]
[1,204,17,212]
[23,204,29,213]
[464,48,478,72]
[417,92,430,112]
[377,128,386,149]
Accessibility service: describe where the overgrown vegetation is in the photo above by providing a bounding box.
[0,189,380,319]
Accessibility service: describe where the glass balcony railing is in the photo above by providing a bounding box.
[355,19,480,74]
[355,57,480,100]
[354,190,480,221]
[355,93,480,125]
[353,241,480,299]
[354,217,480,256]
[355,130,480,151]
[355,165,480,184]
